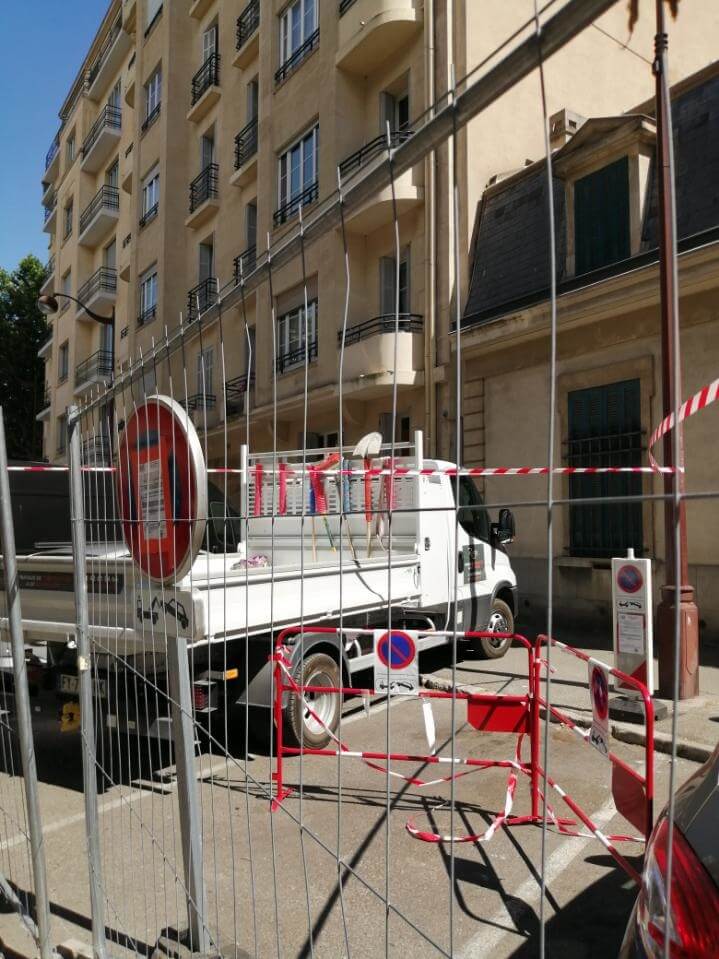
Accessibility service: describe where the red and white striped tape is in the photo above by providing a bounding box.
[648,374,719,470]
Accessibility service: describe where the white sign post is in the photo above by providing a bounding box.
[611,548,654,695]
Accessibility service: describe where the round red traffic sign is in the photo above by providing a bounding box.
[590,665,609,721]
[376,631,416,670]
[616,564,643,594]
[116,395,207,584]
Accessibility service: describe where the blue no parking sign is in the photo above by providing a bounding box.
[374,629,419,695]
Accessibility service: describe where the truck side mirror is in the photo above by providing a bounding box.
[492,508,515,545]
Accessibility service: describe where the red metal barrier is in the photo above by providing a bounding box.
[270,627,655,882]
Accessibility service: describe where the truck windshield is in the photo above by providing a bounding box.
[452,476,490,542]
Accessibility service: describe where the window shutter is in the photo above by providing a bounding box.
[574,156,630,275]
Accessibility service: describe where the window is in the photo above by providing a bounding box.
[196,347,214,394]
[247,78,259,121]
[146,0,162,30]
[66,133,76,166]
[199,239,215,282]
[379,247,410,315]
[106,158,119,188]
[56,414,68,454]
[61,270,71,310]
[104,239,116,270]
[202,23,218,62]
[139,267,158,324]
[141,166,160,224]
[58,341,69,383]
[101,321,114,355]
[63,200,73,239]
[450,476,491,543]
[567,378,643,557]
[246,201,257,251]
[201,130,215,169]
[108,80,121,110]
[277,299,317,371]
[380,86,410,135]
[144,68,161,129]
[574,156,630,275]
[278,125,318,218]
[279,0,317,65]
[379,412,411,446]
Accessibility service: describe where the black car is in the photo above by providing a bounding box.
[619,742,719,958]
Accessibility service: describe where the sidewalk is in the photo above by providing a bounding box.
[421,634,719,763]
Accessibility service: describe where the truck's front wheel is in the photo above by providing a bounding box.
[477,598,515,659]
[285,652,341,749]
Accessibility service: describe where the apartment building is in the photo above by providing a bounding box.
[37,0,716,471]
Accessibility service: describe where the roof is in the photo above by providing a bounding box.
[462,68,719,329]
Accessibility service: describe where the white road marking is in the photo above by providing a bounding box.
[457,797,620,958]
[0,788,153,852]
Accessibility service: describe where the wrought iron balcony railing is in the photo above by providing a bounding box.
[181,393,216,413]
[139,202,159,228]
[45,254,55,278]
[189,163,219,213]
[141,103,161,134]
[276,338,318,374]
[43,193,57,222]
[338,129,413,179]
[137,305,157,328]
[87,16,122,89]
[77,267,117,305]
[225,372,256,415]
[273,180,318,226]
[81,105,121,158]
[233,245,257,281]
[45,132,60,171]
[236,0,260,49]
[79,185,119,235]
[41,384,51,409]
[338,313,423,346]
[191,53,220,105]
[187,277,218,320]
[234,117,258,169]
[275,29,319,85]
[75,350,113,388]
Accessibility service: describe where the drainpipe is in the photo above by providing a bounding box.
[424,0,436,454]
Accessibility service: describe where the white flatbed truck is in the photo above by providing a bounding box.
[2,433,518,747]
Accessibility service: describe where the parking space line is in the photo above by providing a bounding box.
[457,798,618,958]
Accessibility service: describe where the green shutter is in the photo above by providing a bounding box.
[568,378,643,557]
[575,156,630,275]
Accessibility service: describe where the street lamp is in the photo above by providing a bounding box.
[37,292,115,382]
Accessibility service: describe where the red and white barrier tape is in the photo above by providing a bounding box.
[648,374,719,470]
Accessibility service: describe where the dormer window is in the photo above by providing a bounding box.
[574,156,630,275]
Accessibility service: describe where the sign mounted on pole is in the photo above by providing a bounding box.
[588,661,610,758]
[374,629,419,695]
[116,395,207,585]
[611,549,654,694]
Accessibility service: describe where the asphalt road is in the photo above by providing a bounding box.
[0,652,695,959]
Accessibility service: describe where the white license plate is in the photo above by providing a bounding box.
[59,674,107,698]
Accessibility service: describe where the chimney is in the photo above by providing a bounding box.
[549,109,586,150]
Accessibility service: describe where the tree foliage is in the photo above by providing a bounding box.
[0,255,49,460]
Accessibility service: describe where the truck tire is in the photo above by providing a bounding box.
[284,652,341,749]
[477,598,515,659]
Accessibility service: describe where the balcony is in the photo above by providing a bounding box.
[181,393,216,413]
[230,117,258,187]
[275,29,320,85]
[343,166,422,234]
[41,179,54,207]
[338,313,424,394]
[36,385,52,422]
[225,372,255,417]
[187,54,221,123]
[81,105,122,174]
[141,103,161,136]
[186,164,219,229]
[122,0,137,31]
[139,202,159,229]
[233,0,260,69]
[233,245,257,282]
[76,267,117,322]
[45,133,61,181]
[187,277,217,321]
[38,330,53,360]
[40,255,55,295]
[43,193,57,234]
[276,338,318,374]
[339,129,412,180]
[86,16,131,102]
[336,0,422,74]
[137,305,157,329]
[79,186,120,247]
[273,180,318,227]
[74,350,113,394]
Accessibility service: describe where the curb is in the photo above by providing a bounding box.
[419,674,714,765]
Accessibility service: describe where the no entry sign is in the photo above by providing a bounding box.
[588,662,610,758]
[116,395,207,584]
[374,629,419,695]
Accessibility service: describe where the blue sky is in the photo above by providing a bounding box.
[0,2,105,269]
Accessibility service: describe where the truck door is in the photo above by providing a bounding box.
[449,475,494,634]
